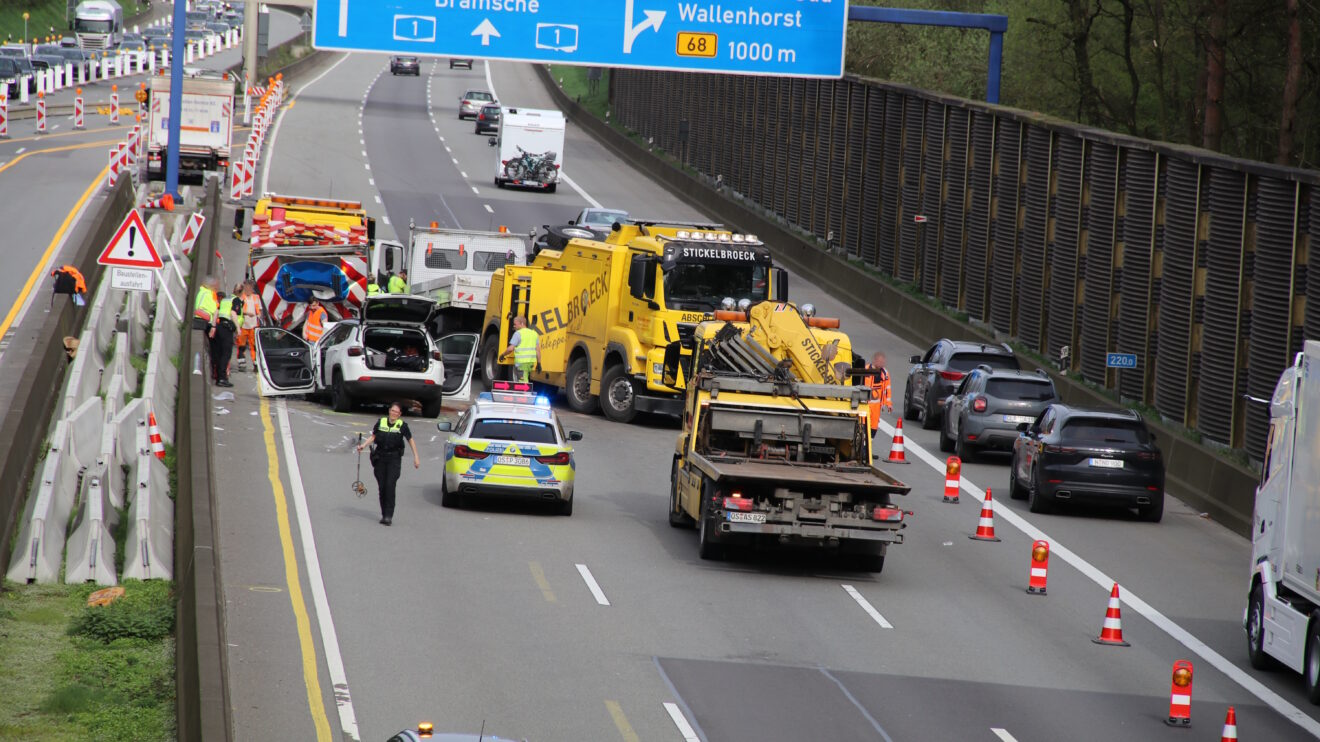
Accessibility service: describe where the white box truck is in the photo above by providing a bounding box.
[491,107,565,193]
[383,221,528,334]
[146,73,234,183]
[1247,338,1320,702]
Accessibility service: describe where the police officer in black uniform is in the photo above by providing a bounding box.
[355,402,421,525]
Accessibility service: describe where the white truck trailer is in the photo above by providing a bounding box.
[491,107,565,192]
[394,221,528,335]
[1247,338,1320,702]
[146,74,234,183]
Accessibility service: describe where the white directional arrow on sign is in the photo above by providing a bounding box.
[471,18,500,46]
[623,0,665,54]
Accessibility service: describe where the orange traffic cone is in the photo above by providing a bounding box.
[142,193,175,211]
[1092,583,1131,646]
[148,412,166,460]
[885,419,909,464]
[1220,706,1237,740]
[968,489,1001,541]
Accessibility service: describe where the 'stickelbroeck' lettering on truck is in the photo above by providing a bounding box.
[680,246,759,261]
[802,337,833,381]
[676,4,803,27]
[532,267,610,338]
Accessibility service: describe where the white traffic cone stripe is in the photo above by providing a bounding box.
[1222,725,1236,736]
[1103,617,1123,629]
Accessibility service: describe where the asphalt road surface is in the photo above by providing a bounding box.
[211,53,1320,742]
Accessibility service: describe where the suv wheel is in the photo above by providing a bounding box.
[600,364,637,423]
[902,387,920,421]
[1008,457,1026,500]
[955,432,977,463]
[938,419,954,453]
[1137,492,1164,523]
[331,370,353,413]
[920,395,939,430]
[421,397,443,418]
[1026,465,1052,513]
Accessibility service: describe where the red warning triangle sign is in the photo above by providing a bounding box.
[99,209,164,269]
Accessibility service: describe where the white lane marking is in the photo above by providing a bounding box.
[482,204,495,214]
[374,195,381,204]
[14,147,25,154]
[361,150,367,157]
[451,157,459,165]
[575,563,610,606]
[663,703,700,742]
[991,729,1019,742]
[444,145,451,153]
[841,584,892,629]
[439,136,445,142]
[876,417,1320,737]
[482,58,600,208]
[471,186,480,195]
[368,178,375,186]
[274,400,362,740]
[52,125,59,131]
[382,215,391,225]
[364,163,370,170]
[460,171,467,178]
[259,53,350,197]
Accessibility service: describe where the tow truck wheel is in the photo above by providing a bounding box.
[698,485,726,560]
[1247,584,1277,671]
[669,460,694,529]
[565,357,598,414]
[480,334,505,387]
[856,552,886,574]
[600,364,638,423]
[1307,613,1320,703]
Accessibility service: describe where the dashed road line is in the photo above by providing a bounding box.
[841,584,892,629]
[483,204,493,213]
[471,186,480,195]
[529,561,556,602]
[460,170,467,178]
[663,703,700,742]
[605,700,640,742]
[991,729,1020,742]
[575,563,610,606]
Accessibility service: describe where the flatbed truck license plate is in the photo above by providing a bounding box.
[726,512,766,524]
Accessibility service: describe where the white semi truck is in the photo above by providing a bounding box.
[491,107,565,192]
[73,0,123,50]
[146,73,235,183]
[1247,338,1320,702]
[389,221,528,335]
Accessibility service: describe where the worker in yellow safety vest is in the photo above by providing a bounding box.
[500,315,541,383]
[303,298,328,343]
[366,278,382,295]
[193,275,219,331]
[387,269,409,294]
[864,352,893,434]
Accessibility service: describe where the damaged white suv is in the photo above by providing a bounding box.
[254,295,479,417]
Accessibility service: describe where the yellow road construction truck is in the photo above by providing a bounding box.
[482,222,789,422]
[664,301,910,571]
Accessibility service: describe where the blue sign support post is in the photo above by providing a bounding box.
[165,0,187,200]
[313,0,849,77]
[845,7,1008,104]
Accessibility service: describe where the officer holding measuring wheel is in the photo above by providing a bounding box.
[356,402,421,525]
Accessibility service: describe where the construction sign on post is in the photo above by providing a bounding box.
[98,209,164,269]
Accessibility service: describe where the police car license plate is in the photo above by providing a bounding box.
[1088,458,1124,469]
[726,512,766,524]
[496,455,530,466]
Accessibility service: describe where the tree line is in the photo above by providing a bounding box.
[846,0,1317,169]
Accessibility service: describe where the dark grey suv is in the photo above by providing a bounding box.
[939,366,1059,460]
[905,339,1019,429]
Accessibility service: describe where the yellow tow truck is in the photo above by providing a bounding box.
[482,222,789,422]
[665,301,910,571]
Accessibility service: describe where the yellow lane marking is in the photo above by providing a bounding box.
[0,137,120,177]
[605,700,641,742]
[0,159,110,344]
[529,561,557,602]
[0,127,122,146]
[258,395,334,741]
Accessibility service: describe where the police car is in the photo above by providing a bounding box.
[437,382,582,515]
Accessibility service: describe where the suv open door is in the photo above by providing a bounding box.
[437,332,480,402]
[255,327,317,396]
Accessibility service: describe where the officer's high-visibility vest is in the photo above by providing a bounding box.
[513,327,539,366]
[194,287,218,324]
[366,282,381,295]
[865,366,892,431]
[387,275,408,294]
[304,306,327,342]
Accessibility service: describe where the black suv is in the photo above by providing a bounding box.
[904,340,1019,429]
[939,366,1059,460]
[390,55,420,76]
[474,103,500,134]
[1009,404,1165,521]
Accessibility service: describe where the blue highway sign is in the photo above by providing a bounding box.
[1106,353,1138,369]
[312,0,848,77]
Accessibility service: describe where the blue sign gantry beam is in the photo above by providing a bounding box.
[312,0,849,78]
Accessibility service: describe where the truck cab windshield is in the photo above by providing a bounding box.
[74,18,113,32]
[663,263,768,311]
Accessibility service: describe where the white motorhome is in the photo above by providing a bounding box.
[492,107,565,193]
[1247,338,1320,702]
[73,0,124,50]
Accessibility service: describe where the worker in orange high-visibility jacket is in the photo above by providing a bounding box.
[235,281,263,372]
[50,265,88,307]
[864,351,893,433]
[303,298,328,343]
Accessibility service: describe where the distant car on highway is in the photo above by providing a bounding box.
[437,381,582,515]
[118,38,147,53]
[939,366,1058,460]
[457,89,494,119]
[28,54,67,74]
[0,58,20,99]
[904,339,1019,430]
[390,55,419,76]
[449,57,473,69]
[1009,404,1165,521]
[0,45,28,58]
[474,103,500,134]
[570,207,630,230]
[9,56,37,93]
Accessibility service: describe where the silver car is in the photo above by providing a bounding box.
[570,207,629,230]
[939,366,1059,461]
[457,89,494,119]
